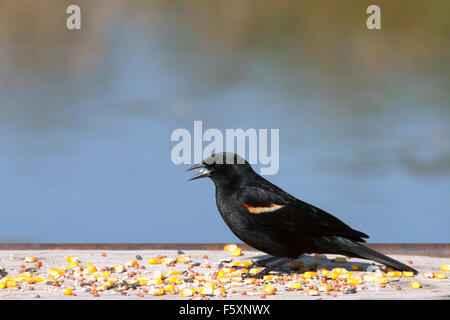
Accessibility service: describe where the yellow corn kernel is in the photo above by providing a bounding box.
[231,248,242,256]
[218,277,230,284]
[6,280,16,288]
[148,258,161,265]
[87,265,97,274]
[63,288,73,295]
[333,257,347,263]
[68,261,79,268]
[195,275,206,282]
[441,264,450,272]
[161,258,174,264]
[332,268,347,274]
[249,268,263,275]
[213,287,226,295]
[125,259,138,268]
[151,288,164,296]
[180,287,196,297]
[202,282,215,290]
[231,276,243,282]
[387,271,402,278]
[338,272,353,279]
[66,256,79,263]
[423,272,434,278]
[244,277,256,285]
[351,265,363,271]
[217,270,227,278]
[319,284,332,292]
[167,277,182,284]
[169,270,181,276]
[320,269,330,277]
[113,264,126,273]
[286,282,302,290]
[435,273,447,279]
[15,272,33,279]
[307,289,319,296]
[236,268,248,274]
[363,274,377,282]
[376,277,388,284]
[403,271,415,278]
[177,256,191,264]
[24,256,37,263]
[375,270,386,277]
[199,287,214,295]
[263,275,275,281]
[347,276,363,285]
[47,268,63,277]
[30,276,44,283]
[224,244,238,253]
[263,284,275,295]
[302,272,318,279]
[137,278,149,286]
[327,272,338,280]
[410,281,421,289]
[0,282,6,289]
[151,278,163,285]
[152,271,165,280]
[163,284,175,293]
[233,260,252,267]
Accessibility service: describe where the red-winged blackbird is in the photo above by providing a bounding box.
[188,152,417,275]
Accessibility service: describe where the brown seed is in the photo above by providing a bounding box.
[140,265,145,269]
[380,284,386,288]
[19,264,25,268]
[408,260,413,264]
[396,286,402,290]
[241,291,247,295]
[29,286,34,291]
[331,293,337,297]
[136,292,143,297]
[93,291,99,297]
[205,264,211,269]
[35,295,40,298]
[261,294,266,298]
[35,262,42,269]
[203,255,208,259]
[101,252,106,257]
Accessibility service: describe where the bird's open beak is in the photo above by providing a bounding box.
[186,162,211,181]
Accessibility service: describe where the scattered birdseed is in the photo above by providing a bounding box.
[0,247,447,299]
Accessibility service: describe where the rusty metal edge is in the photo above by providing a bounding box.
[0,243,449,257]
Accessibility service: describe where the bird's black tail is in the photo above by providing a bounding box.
[316,237,418,274]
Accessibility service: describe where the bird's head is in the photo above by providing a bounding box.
[187,152,254,185]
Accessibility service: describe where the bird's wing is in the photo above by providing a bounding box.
[237,185,369,242]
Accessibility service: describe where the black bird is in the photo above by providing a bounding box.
[187,152,417,275]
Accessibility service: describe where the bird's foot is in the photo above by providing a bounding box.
[242,268,270,279]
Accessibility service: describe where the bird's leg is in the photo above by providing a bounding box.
[249,258,291,279]
[253,256,281,267]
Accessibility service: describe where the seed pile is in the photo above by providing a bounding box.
[0,247,448,299]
